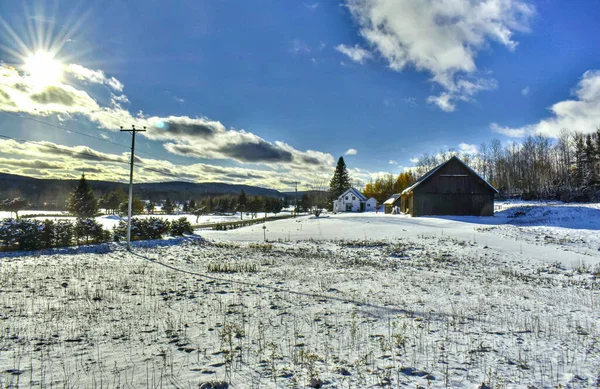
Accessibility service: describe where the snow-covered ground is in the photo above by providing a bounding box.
[1,203,599,388]
[0,210,67,219]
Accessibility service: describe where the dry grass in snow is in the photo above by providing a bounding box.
[1,233,599,388]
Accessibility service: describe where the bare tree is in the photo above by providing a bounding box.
[307,180,328,217]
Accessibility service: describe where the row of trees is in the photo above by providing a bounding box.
[363,172,417,204]
[190,190,287,220]
[413,129,600,201]
[0,216,194,251]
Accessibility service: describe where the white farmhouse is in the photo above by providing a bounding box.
[332,187,377,213]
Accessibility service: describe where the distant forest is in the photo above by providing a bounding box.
[0,174,289,211]
[358,129,600,204]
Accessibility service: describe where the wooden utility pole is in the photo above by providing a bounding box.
[120,125,146,250]
[292,181,299,217]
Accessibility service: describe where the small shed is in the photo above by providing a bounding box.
[400,156,498,217]
[383,193,401,214]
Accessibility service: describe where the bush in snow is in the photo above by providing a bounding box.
[40,219,56,248]
[114,217,171,241]
[141,217,171,240]
[75,218,110,244]
[0,218,19,248]
[170,217,194,236]
[0,218,43,250]
[55,220,75,247]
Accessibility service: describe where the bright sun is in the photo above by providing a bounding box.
[23,51,63,87]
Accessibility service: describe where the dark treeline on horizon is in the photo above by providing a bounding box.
[413,130,600,201]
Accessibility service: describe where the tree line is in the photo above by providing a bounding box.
[413,129,600,201]
[363,172,417,204]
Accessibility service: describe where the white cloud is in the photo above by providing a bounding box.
[345,0,534,111]
[0,138,331,189]
[521,86,529,95]
[403,97,417,107]
[491,70,600,138]
[66,64,124,92]
[490,122,526,137]
[388,160,398,165]
[458,142,479,155]
[427,93,456,112]
[304,2,319,11]
[0,61,337,184]
[335,44,372,64]
[345,148,358,155]
[111,94,130,105]
[410,157,419,164]
[291,40,311,54]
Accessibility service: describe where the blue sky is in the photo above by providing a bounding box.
[1,0,599,189]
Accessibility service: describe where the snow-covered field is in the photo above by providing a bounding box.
[0,210,67,219]
[1,203,599,388]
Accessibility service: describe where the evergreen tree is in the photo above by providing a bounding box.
[299,194,310,213]
[328,157,351,206]
[99,189,127,214]
[145,201,155,215]
[67,174,98,218]
[238,189,248,220]
[118,198,145,216]
[163,197,175,214]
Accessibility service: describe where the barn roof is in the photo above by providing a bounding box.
[401,156,498,195]
[383,193,401,205]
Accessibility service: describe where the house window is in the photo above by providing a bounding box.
[346,203,352,211]
[352,196,355,200]
[345,196,348,200]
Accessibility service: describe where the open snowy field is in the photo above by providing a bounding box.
[1,203,599,388]
[204,202,600,266]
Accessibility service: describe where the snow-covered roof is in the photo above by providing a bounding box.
[401,156,498,195]
[337,187,367,201]
[383,194,401,205]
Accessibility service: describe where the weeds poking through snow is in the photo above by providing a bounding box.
[0,236,598,388]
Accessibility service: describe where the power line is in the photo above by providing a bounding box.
[0,110,167,161]
[0,132,187,181]
[1,110,130,149]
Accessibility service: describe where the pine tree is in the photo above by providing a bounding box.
[300,194,310,213]
[119,198,145,216]
[238,190,247,220]
[67,174,98,218]
[163,197,175,214]
[145,201,155,215]
[328,157,351,206]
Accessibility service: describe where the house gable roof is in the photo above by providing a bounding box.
[338,187,367,201]
[401,156,498,195]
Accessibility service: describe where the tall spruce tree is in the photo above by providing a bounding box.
[328,157,351,205]
[67,174,98,218]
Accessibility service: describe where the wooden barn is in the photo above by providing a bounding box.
[400,156,498,217]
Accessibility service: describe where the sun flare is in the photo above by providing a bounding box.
[23,51,63,88]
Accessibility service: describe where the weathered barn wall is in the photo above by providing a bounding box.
[411,193,494,216]
[407,157,496,217]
